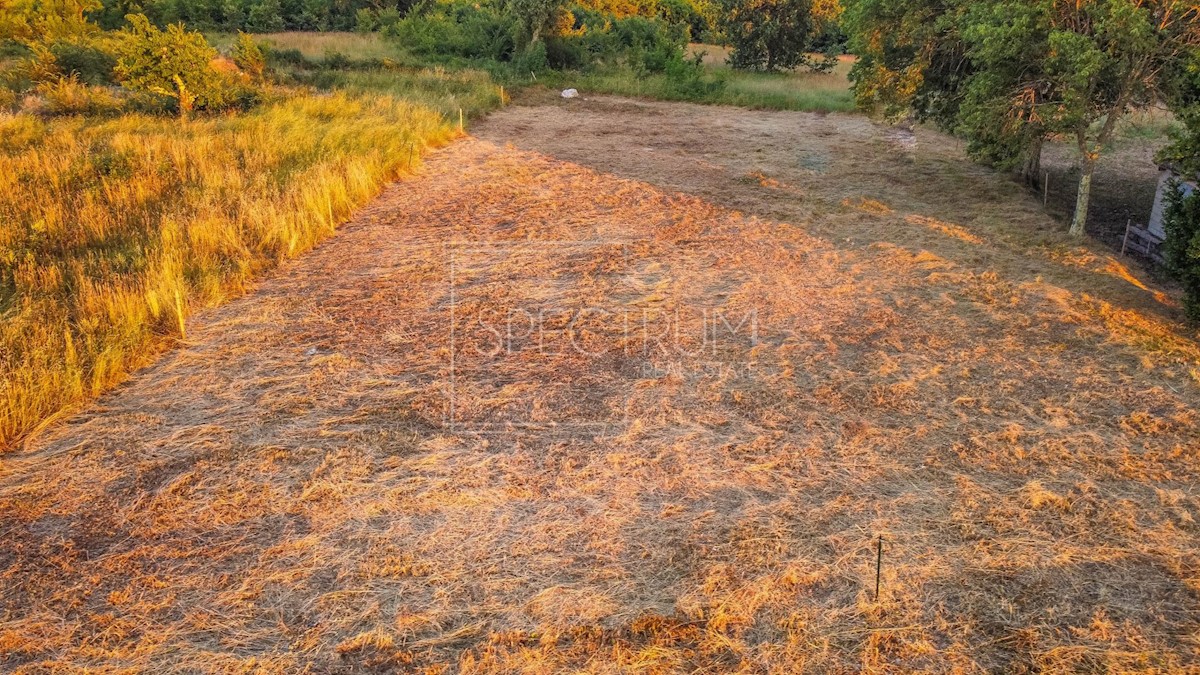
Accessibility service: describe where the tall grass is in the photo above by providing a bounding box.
[0,91,475,448]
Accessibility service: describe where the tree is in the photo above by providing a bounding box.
[719,0,841,72]
[955,1,1052,185]
[114,13,219,118]
[986,0,1200,236]
[847,0,1200,237]
[508,0,564,44]
[2,0,103,41]
[245,0,284,32]
[221,0,246,30]
[844,0,969,124]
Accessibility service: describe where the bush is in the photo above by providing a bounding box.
[115,14,252,117]
[355,7,379,33]
[267,47,312,68]
[48,38,118,84]
[246,0,286,32]
[663,50,726,96]
[36,75,123,116]
[21,42,63,83]
[323,50,352,70]
[383,0,687,76]
[232,32,266,81]
[540,10,687,71]
[388,3,519,62]
[512,40,549,74]
[1163,181,1200,320]
[377,7,403,31]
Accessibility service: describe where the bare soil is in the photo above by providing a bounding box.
[2,96,1199,673]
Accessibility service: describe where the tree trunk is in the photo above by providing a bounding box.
[1069,157,1095,237]
[1021,135,1043,188]
[174,75,194,121]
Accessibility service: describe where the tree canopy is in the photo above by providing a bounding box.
[847,0,1200,236]
[719,0,841,72]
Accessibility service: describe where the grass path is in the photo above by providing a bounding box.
[2,100,1199,672]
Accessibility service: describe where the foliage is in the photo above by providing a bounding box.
[387,1,520,62]
[384,0,688,75]
[844,0,968,123]
[720,0,840,72]
[81,0,710,39]
[354,7,378,32]
[846,0,1200,236]
[575,0,717,38]
[509,0,566,44]
[114,13,246,116]
[3,0,119,86]
[246,0,285,32]
[1160,53,1200,317]
[231,31,266,80]
[1162,179,1200,320]
[662,49,726,95]
[35,73,123,114]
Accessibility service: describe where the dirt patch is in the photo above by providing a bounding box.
[1,98,1199,672]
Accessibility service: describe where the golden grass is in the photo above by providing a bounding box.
[0,92,464,448]
[256,31,409,61]
[1,94,1198,671]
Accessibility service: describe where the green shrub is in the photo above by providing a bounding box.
[267,47,312,68]
[663,50,726,96]
[540,10,687,71]
[512,40,550,74]
[16,33,119,88]
[377,7,403,31]
[388,3,519,62]
[115,14,251,117]
[232,32,266,81]
[21,42,63,83]
[323,50,352,70]
[49,39,118,84]
[355,7,379,33]
[1163,181,1200,320]
[247,0,286,32]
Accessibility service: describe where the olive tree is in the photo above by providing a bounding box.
[847,0,1200,237]
[508,0,564,44]
[720,0,841,72]
[979,0,1200,236]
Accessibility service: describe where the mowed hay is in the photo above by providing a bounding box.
[1,130,1199,673]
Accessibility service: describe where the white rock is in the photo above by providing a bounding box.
[561,88,579,99]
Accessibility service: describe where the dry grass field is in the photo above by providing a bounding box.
[2,96,1199,672]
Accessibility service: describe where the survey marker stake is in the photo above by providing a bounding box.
[875,535,884,601]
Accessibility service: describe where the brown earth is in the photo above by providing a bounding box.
[1,96,1199,673]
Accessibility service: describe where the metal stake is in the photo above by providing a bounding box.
[874,535,884,601]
